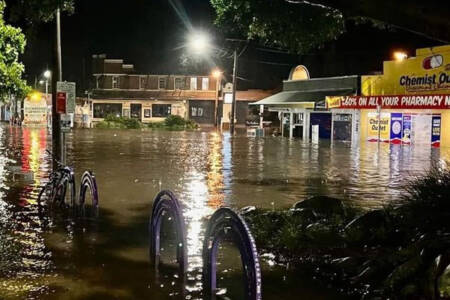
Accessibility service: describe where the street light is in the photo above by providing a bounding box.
[394,51,408,61]
[212,69,223,127]
[42,70,51,129]
[187,31,211,55]
[186,31,239,134]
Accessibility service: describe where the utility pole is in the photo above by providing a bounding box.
[51,7,63,168]
[230,49,237,135]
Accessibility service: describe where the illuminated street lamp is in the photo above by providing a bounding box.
[186,31,239,134]
[187,31,211,55]
[212,69,223,127]
[42,70,51,129]
[394,51,408,61]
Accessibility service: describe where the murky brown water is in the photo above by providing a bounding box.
[1,124,449,299]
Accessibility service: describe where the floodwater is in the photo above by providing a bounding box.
[1,124,449,299]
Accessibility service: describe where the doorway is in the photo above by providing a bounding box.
[130,104,142,120]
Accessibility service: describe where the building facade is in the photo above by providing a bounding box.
[90,54,274,127]
[91,54,218,124]
[328,45,450,148]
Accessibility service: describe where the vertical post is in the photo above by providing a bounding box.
[230,50,237,135]
[214,76,219,127]
[377,104,381,144]
[52,8,62,168]
[259,105,264,129]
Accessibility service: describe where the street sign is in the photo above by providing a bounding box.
[57,81,76,114]
[56,92,66,114]
[60,114,71,132]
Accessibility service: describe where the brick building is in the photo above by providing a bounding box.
[90,54,273,126]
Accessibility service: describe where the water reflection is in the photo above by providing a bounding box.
[1,125,449,299]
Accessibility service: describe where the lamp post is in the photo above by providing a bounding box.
[187,31,240,134]
[43,70,51,129]
[212,69,222,127]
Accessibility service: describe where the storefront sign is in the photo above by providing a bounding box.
[24,96,47,126]
[327,95,450,109]
[431,115,441,147]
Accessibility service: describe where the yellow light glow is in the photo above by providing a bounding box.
[29,91,43,102]
[393,51,408,61]
[211,69,222,79]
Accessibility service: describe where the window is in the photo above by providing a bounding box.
[202,77,209,90]
[190,77,197,90]
[93,103,122,118]
[159,77,166,90]
[144,109,151,118]
[175,77,184,90]
[140,77,146,90]
[95,76,100,89]
[112,76,120,89]
[191,107,204,117]
[152,104,171,117]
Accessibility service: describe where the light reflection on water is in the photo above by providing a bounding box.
[0,124,449,299]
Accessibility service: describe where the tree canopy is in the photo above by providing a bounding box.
[210,0,345,54]
[6,0,74,23]
[0,0,28,101]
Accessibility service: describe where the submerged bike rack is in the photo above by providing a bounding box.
[149,190,262,300]
[79,171,99,210]
[38,169,99,215]
[149,190,187,273]
[203,208,262,300]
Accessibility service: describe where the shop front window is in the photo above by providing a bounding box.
[152,104,171,117]
[93,103,122,118]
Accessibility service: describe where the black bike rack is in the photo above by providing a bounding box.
[149,190,187,273]
[149,191,262,300]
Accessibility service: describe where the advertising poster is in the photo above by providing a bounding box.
[367,112,390,142]
[367,112,379,142]
[431,114,441,147]
[390,113,403,144]
[411,114,432,145]
[402,114,412,145]
[379,113,391,142]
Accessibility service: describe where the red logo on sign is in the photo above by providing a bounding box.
[423,55,443,70]
[56,92,66,114]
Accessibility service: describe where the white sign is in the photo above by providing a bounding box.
[24,97,47,126]
[312,125,319,143]
[57,81,76,114]
[224,93,233,104]
[60,114,71,132]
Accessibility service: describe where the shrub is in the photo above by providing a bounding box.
[164,115,187,127]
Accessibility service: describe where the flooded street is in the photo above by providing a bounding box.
[1,124,449,299]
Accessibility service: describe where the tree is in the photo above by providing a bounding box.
[6,0,74,23]
[0,0,28,101]
[210,0,345,54]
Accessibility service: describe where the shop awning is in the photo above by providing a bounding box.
[251,88,355,106]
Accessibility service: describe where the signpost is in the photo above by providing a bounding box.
[56,82,76,164]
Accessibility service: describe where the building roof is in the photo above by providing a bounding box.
[254,75,359,106]
[235,89,276,101]
[253,88,355,105]
[92,89,216,100]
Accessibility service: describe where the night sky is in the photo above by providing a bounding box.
[5,0,445,93]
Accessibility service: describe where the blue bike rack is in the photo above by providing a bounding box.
[149,190,187,273]
[202,207,262,300]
